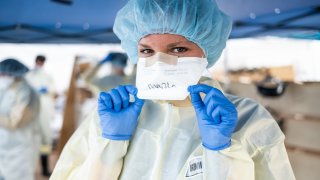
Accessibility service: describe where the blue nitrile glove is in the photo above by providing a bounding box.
[98,85,145,140]
[99,54,113,65]
[38,87,48,94]
[188,84,238,151]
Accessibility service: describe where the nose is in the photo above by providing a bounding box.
[145,52,178,67]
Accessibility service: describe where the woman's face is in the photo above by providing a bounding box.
[138,34,204,58]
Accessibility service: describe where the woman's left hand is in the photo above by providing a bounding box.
[188,84,238,151]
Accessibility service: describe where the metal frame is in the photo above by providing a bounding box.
[231,6,320,38]
[0,6,319,43]
[0,24,116,43]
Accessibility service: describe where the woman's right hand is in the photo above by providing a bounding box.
[98,85,145,140]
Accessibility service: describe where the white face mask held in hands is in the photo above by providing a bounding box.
[136,52,208,100]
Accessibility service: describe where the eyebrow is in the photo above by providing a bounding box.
[167,41,187,47]
[138,43,151,48]
[138,41,189,48]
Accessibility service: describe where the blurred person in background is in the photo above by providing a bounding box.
[51,92,66,150]
[0,59,40,180]
[26,55,55,177]
[84,52,131,95]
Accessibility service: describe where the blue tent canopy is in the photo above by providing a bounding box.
[0,0,319,43]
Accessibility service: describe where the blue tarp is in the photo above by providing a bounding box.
[0,0,319,43]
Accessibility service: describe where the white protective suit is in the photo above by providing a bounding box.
[26,68,55,150]
[51,79,295,180]
[0,79,40,180]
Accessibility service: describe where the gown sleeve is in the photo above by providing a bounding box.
[0,86,39,129]
[50,112,129,180]
[248,116,296,180]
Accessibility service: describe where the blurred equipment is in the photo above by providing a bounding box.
[256,71,286,97]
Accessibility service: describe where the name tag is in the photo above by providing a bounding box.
[185,156,203,178]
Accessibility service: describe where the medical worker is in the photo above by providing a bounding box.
[26,55,55,177]
[0,59,40,180]
[85,52,131,95]
[51,0,295,179]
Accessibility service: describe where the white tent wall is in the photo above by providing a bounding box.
[0,43,124,93]
[213,37,320,82]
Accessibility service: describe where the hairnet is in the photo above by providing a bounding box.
[0,59,29,77]
[113,0,232,68]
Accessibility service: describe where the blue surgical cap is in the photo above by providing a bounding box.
[113,0,232,68]
[0,59,29,77]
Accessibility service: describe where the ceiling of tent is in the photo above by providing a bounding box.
[0,0,319,43]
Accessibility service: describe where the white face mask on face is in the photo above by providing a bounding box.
[35,65,43,71]
[136,52,208,100]
[0,76,14,90]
